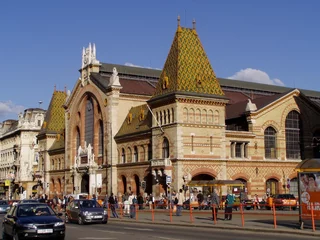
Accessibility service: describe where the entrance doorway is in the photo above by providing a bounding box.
[191,174,215,196]
[266,178,279,196]
[81,174,89,193]
[121,175,127,194]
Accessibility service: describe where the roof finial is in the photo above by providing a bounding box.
[54,84,56,92]
[177,15,181,27]
[192,19,196,30]
[64,86,67,94]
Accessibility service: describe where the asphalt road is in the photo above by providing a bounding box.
[0,214,317,240]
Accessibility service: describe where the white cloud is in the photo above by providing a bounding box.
[228,68,285,86]
[0,101,24,119]
[124,62,161,70]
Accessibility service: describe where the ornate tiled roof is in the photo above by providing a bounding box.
[40,90,66,134]
[115,104,152,139]
[152,24,224,98]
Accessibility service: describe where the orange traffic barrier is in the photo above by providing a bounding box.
[240,203,244,227]
[189,204,193,223]
[272,203,277,229]
[311,203,315,232]
[151,203,155,222]
[213,204,217,225]
[107,204,111,218]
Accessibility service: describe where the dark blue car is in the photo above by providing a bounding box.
[2,203,65,240]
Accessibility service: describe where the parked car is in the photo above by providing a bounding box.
[18,199,40,204]
[65,199,108,225]
[2,202,65,240]
[0,200,10,213]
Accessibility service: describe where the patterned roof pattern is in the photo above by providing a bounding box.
[115,104,152,139]
[152,26,224,97]
[40,90,66,134]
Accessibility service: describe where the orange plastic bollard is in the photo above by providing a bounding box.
[189,204,193,223]
[120,203,123,219]
[135,204,138,221]
[311,202,315,232]
[240,203,244,227]
[213,204,217,225]
[151,203,155,222]
[272,203,277,229]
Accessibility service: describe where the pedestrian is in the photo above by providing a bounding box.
[108,193,119,218]
[123,193,130,215]
[176,189,185,216]
[224,190,235,220]
[103,194,109,209]
[197,190,204,210]
[211,188,220,221]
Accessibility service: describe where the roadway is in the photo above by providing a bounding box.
[0,215,317,240]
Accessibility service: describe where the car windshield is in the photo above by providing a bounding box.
[17,204,55,217]
[79,200,101,208]
[0,201,8,205]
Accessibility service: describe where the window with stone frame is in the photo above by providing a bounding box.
[162,137,169,158]
[98,121,103,156]
[231,141,249,158]
[285,110,302,159]
[76,127,80,151]
[133,146,138,162]
[85,97,94,146]
[264,127,277,159]
[121,148,126,163]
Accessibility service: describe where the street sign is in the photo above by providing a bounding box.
[166,176,171,184]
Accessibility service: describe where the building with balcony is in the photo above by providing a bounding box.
[0,108,46,199]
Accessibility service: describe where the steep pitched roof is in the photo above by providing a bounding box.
[226,90,293,120]
[152,25,224,98]
[115,104,152,139]
[40,90,66,134]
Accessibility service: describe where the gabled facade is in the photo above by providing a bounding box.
[40,21,320,201]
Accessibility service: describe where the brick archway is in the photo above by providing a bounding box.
[190,168,217,179]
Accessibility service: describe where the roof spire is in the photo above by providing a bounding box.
[177,15,181,27]
[192,19,196,30]
[54,84,56,92]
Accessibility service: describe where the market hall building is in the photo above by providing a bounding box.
[36,20,320,201]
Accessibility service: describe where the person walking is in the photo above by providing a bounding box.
[197,190,204,210]
[108,193,119,218]
[224,190,235,220]
[176,189,185,216]
[211,188,220,220]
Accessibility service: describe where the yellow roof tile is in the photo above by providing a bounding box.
[152,26,224,97]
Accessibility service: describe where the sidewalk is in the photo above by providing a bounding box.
[108,208,320,237]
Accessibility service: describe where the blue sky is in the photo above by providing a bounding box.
[1,0,320,122]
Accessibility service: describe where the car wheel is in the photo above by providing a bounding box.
[102,221,107,224]
[78,216,83,225]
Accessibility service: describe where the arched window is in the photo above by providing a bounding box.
[162,137,169,158]
[58,159,61,170]
[285,111,301,159]
[133,146,138,162]
[76,127,80,150]
[127,147,132,162]
[98,120,104,156]
[148,144,152,161]
[264,127,277,159]
[121,148,126,163]
[51,160,55,170]
[85,97,94,146]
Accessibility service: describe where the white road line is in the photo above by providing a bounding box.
[78,238,116,240]
[157,237,180,240]
[123,227,153,231]
[97,229,125,234]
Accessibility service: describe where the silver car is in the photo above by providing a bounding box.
[0,200,10,213]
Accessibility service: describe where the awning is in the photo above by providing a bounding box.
[187,180,245,187]
[295,158,320,172]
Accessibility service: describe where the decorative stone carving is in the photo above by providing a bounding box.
[108,67,121,87]
[82,43,99,68]
[245,99,257,112]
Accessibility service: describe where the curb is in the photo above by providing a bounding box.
[109,218,320,237]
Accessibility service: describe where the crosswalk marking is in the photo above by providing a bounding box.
[97,229,125,234]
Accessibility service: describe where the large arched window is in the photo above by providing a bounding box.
[133,146,138,162]
[264,127,277,159]
[121,148,126,163]
[285,110,301,159]
[162,137,169,158]
[313,130,320,158]
[85,97,94,146]
[98,120,104,156]
[76,127,80,151]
